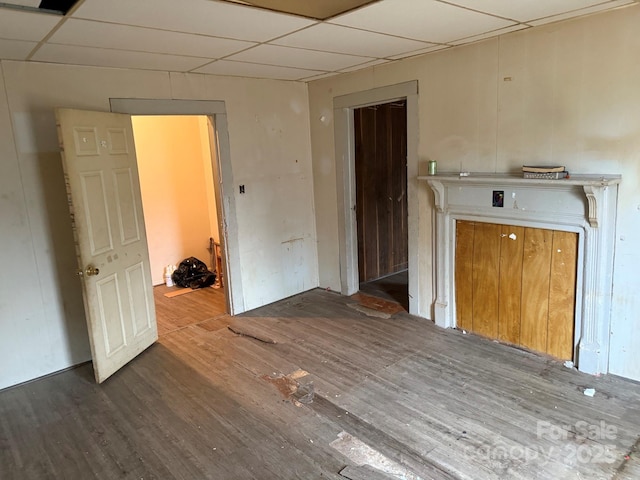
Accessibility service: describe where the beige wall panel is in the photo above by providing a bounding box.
[0,61,317,388]
[308,4,640,380]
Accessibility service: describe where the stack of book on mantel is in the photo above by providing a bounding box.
[522,165,568,179]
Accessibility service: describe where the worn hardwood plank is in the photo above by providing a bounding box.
[153,284,226,336]
[521,227,553,352]
[547,231,577,360]
[498,224,524,345]
[339,465,396,480]
[2,288,640,480]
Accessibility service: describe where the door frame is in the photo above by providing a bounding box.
[110,98,243,315]
[333,81,423,316]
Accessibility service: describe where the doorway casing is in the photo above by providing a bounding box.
[110,98,243,315]
[333,81,425,317]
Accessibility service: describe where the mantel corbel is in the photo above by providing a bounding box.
[426,179,445,213]
[582,184,604,229]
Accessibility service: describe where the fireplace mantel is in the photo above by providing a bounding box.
[419,173,621,375]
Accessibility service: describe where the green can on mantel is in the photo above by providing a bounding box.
[428,160,437,175]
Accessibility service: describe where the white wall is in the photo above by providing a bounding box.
[0,61,318,390]
[133,115,216,285]
[308,4,640,381]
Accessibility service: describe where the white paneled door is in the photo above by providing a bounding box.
[56,108,157,383]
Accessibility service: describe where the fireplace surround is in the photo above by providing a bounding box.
[420,173,620,375]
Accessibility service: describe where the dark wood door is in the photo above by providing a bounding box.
[354,100,408,282]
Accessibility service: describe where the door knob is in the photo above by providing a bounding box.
[85,265,100,276]
[77,265,100,277]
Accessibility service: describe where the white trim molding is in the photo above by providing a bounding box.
[420,173,621,375]
[333,81,423,315]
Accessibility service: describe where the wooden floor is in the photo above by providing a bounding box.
[359,270,409,311]
[153,284,227,336]
[1,288,640,479]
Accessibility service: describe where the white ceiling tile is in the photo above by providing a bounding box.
[338,58,390,72]
[446,0,625,23]
[48,19,256,58]
[0,38,37,60]
[273,23,434,58]
[72,0,316,43]
[31,44,212,72]
[527,0,636,26]
[329,0,515,44]
[388,45,450,60]
[4,0,40,7]
[193,60,322,80]
[449,24,530,46]
[0,8,60,42]
[300,72,340,82]
[227,44,373,71]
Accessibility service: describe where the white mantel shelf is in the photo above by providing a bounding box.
[417,173,621,187]
[420,172,621,376]
[419,173,621,229]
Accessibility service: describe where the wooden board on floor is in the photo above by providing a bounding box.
[163,287,198,298]
[339,465,398,480]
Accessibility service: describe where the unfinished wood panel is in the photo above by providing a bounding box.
[547,231,578,360]
[456,222,575,360]
[498,225,524,345]
[355,106,378,282]
[455,221,475,332]
[355,101,407,282]
[520,227,553,353]
[471,222,501,339]
[389,102,408,272]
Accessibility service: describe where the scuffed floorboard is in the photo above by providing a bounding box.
[2,288,640,479]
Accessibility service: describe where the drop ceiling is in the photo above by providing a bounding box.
[0,0,636,81]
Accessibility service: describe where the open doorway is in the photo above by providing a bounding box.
[131,115,227,336]
[354,100,409,311]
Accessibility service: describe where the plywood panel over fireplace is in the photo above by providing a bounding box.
[422,173,620,375]
[455,221,577,360]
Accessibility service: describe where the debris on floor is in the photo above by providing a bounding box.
[350,293,405,315]
[228,317,280,344]
[347,303,392,319]
[583,388,596,397]
[331,431,422,480]
[227,325,277,344]
[564,360,574,369]
[262,369,314,406]
[339,464,398,480]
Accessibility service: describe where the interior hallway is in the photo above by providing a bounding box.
[1,288,639,479]
[153,284,227,337]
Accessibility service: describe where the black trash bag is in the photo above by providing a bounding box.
[171,257,216,289]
